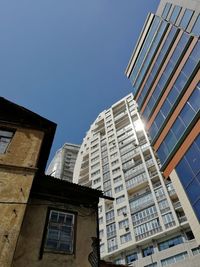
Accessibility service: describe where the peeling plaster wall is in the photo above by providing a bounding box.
[13,198,98,267]
[0,125,44,267]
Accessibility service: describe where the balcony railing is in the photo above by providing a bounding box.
[126,176,148,191]
[135,227,162,241]
[114,111,127,121]
[107,230,117,239]
[178,215,187,224]
[164,221,176,229]
[168,189,177,196]
[130,198,154,213]
[173,201,182,209]
[132,213,158,226]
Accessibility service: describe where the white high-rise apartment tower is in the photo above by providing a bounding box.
[46,143,80,182]
[73,94,200,266]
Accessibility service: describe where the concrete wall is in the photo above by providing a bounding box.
[0,125,44,267]
[13,198,98,267]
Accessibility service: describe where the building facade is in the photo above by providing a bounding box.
[46,143,80,182]
[73,94,200,266]
[125,0,200,247]
[0,97,56,267]
[13,175,104,267]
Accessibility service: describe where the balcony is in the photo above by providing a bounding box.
[168,189,178,200]
[80,165,89,176]
[173,201,182,210]
[135,227,162,241]
[146,159,155,168]
[164,221,176,229]
[160,206,171,214]
[132,212,158,226]
[79,173,89,185]
[107,230,117,239]
[124,168,146,181]
[126,176,148,194]
[114,110,127,122]
[130,198,154,213]
[178,215,187,224]
[156,193,166,202]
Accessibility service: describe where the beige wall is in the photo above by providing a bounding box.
[0,125,44,267]
[13,198,98,267]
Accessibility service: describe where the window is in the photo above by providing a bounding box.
[144,263,157,267]
[192,246,200,256]
[113,175,122,184]
[120,233,132,244]
[176,135,200,220]
[170,5,182,24]
[161,251,188,266]
[179,9,194,29]
[117,206,127,216]
[192,15,200,35]
[116,195,125,204]
[158,236,183,251]
[114,258,124,265]
[162,3,172,19]
[142,246,154,257]
[100,243,104,254]
[106,223,116,238]
[0,129,14,154]
[44,210,75,254]
[106,210,115,223]
[114,184,123,193]
[126,252,138,264]
[107,237,118,252]
[93,178,101,185]
[185,230,194,240]
[119,219,129,229]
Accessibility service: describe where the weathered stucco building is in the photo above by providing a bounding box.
[0,97,109,267]
[13,175,106,267]
[0,97,56,267]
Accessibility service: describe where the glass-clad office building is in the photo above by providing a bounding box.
[126,0,200,246]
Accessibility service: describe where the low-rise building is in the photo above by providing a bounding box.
[13,175,105,267]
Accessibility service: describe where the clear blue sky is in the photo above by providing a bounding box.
[0,0,159,163]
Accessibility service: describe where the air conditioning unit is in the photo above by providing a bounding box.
[125,227,129,232]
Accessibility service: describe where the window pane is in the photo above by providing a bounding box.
[192,15,200,36]
[180,9,194,29]
[193,199,200,221]
[176,157,194,188]
[188,86,200,112]
[186,179,200,204]
[45,210,75,253]
[170,6,182,24]
[179,102,195,126]
[162,3,172,19]
[0,130,14,154]
[171,117,186,139]
[185,142,200,176]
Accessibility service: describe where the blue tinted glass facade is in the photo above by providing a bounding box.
[170,6,182,24]
[161,3,172,19]
[149,42,200,141]
[133,21,168,90]
[130,16,161,85]
[137,26,178,108]
[176,135,200,221]
[142,32,190,120]
[157,84,200,165]
[192,15,200,36]
[179,9,194,29]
